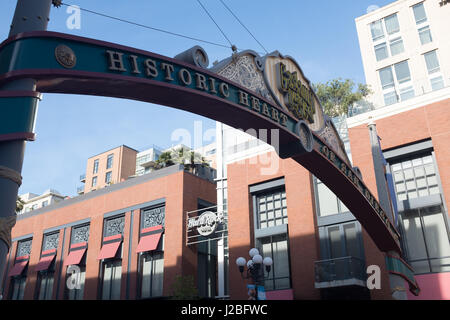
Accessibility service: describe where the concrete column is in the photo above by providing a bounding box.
[0,0,52,294]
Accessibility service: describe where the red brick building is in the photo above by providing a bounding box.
[2,165,216,300]
[348,97,450,300]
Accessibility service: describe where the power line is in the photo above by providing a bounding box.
[218,0,268,54]
[60,2,232,50]
[195,0,235,51]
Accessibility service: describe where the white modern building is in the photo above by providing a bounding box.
[18,189,66,215]
[355,0,450,108]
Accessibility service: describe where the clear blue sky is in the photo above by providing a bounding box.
[0,0,394,197]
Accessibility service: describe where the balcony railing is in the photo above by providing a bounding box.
[80,174,86,182]
[76,186,84,194]
[314,256,367,289]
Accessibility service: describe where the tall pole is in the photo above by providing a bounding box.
[0,0,53,296]
[368,121,407,300]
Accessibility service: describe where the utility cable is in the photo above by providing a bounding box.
[195,0,236,52]
[59,2,232,50]
[218,0,268,54]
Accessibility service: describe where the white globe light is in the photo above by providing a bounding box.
[249,248,259,258]
[247,260,254,268]
[252,254,263,264]
[236,257,246,267]
[263,257,273,266]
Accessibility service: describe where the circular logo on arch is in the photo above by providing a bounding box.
[55,44,77,69]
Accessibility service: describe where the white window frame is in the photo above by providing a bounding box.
[378,60,414,106]
[370,13,402,62]
[423,50,445,91]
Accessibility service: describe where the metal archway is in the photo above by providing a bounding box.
[0,31,400,253]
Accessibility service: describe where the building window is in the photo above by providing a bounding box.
[370,13,400,42]
[101,259,122,300]
[424,50,441,74]
[384,91,398,106]
[255,189,287,229]
[379,60,414,106]
[137,205,165,299]
[92,176,97,188]
[37,272,55,300]
[35,232,59,300]
[413,2,427,25]
[391,153,440,201]
[8,239,32,300]
[389,37,404,56]
[370,20,385,41]
[9,276,27,300]
[99,215,124,300]
[105,171,112,184]
[64,224,89,300]
[375,42,388,61]
[394,61,411,84]
[315,179,349,217]
[430,76,445,91]
[384,13,400,35]
[42,200,49,208]
[418,25,432,45]
[252,179,291,292]
[93,159,99,174]
[400,205,450,274]
[107,154,114,169]
[140,250,164,299]
[257,234,291,291]
[386,144,450,275]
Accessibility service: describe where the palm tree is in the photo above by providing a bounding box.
[16,196,25,213]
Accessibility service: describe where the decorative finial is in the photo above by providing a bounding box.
[52,0,62,8]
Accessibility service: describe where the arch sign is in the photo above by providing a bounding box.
[0,31,400,254]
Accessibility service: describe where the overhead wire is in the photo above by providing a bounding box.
[218,0,268,54]
[59,2,266,55]
[195,0,235,51]
[60,2,231,50]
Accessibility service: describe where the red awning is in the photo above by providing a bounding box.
[136,232,162,253]
[64,248,87,267]
[35,254,56,272]
[97,241,122,260]
[8,260,29,277]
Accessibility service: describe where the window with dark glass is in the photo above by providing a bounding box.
[255,189,287,229]
[257,234,291,291]
[92,176,97,188]
[400,205,450,274]
[106,154,114,169]
[252,180,292,291]
[35,232,59,300]
[8,239,32,300]
[64,224,89,300]
[98,215,124,300]
[105,171,112,184]
[137,205,165,299]
[387,146,450,275]
[93,159,99,174]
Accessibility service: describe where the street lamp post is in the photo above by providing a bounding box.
[235,248,273,300]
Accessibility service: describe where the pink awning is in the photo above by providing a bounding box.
[8,260,29,277]
[136,233,162,253]
[97,241,122,260]
[35,254,56,272]
[64,248,87,266]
